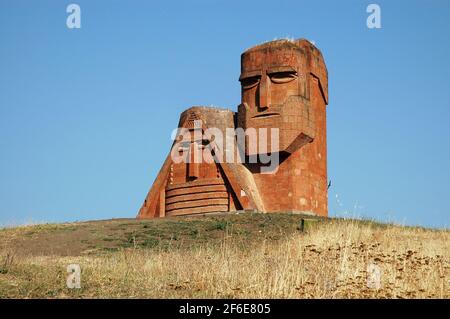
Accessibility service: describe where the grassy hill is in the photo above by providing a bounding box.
[0,213,448,298]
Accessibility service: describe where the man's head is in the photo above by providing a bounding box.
[237,39,328,156]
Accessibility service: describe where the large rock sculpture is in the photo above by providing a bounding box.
[137,39,329,218]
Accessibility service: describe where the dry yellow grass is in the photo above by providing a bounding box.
[0,216,448,298]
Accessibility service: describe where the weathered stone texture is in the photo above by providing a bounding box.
[138,39,329,218]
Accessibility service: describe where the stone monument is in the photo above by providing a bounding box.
[137,38,329,218]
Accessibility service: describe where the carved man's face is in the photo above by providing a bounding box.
[238,42,315,156]
[240,50,300,113]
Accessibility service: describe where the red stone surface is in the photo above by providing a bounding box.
[238,39,328,216]
[138,39,329,219]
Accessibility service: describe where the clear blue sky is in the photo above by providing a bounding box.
[1,0,449,228]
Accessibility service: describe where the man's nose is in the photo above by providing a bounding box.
[258,75,270,110]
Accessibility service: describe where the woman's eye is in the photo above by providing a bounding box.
[269,71,297,84]
[179,141,190,149]
[241,76,260,89]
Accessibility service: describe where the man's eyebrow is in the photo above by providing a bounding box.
[239,70,262,81]
[267,66,296,74]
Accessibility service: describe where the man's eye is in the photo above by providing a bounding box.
[241,76,260,89]
[269,71,297,84]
